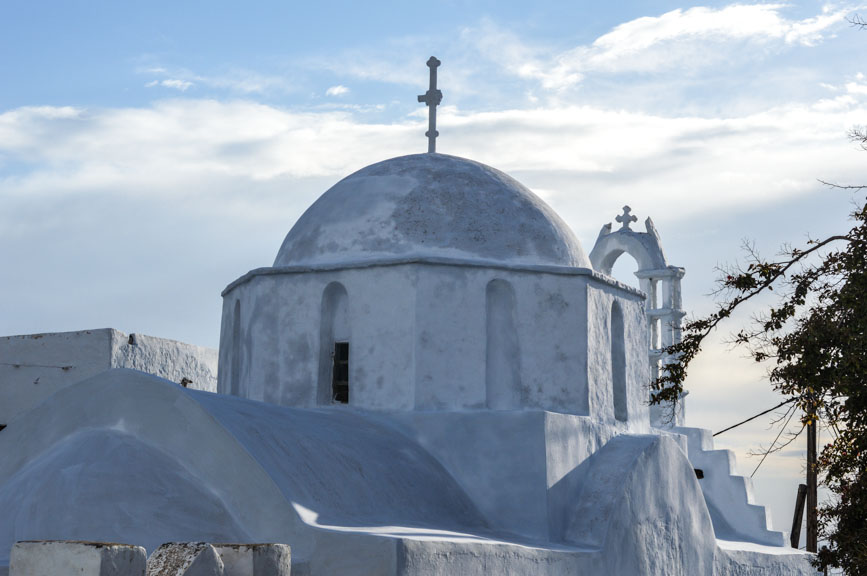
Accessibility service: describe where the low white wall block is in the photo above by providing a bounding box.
[10,540,146,576]
[213,544,291,576]
[147,543,224,576]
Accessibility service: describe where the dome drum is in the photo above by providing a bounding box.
[219,153,649,423]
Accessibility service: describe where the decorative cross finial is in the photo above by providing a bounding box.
[615,205,638,230]
[417,56,443,153]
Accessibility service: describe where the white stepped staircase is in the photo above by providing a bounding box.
[675,427,787,547]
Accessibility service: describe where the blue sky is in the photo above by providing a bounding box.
[2,0,866,540]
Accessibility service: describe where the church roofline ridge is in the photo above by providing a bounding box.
[221,255,645,298]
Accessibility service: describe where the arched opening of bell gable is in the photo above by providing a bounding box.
[610,251,642,291]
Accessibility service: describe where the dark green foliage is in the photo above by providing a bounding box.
[652,202,867,573]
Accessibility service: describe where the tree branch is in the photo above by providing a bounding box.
[818,179,867,190]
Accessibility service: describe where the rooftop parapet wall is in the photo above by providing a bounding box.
[109,331,217,394]
[0,329,217,425]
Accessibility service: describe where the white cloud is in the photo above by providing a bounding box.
[589,3,843,57]
[1,91,864,231]
[810,74,867,110]
[140,65,293,95]
[813,94,858,111]
[304,37,438,88]
[468,4,850,90]
[304,34,496,101]
[326,85,349,97]
[846,80,867,95]
[161,79,193,91]
[458,21,578,91]
[286,4,850,103]
[0,100,413,194]
[145,78,194,91]
[199,70,292,94]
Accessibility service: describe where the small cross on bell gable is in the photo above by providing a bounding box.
[615,206,638,230]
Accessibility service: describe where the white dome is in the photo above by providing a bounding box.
[274,153,589,268]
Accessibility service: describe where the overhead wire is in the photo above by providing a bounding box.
[713,397,797,437]
[750,403,799,478]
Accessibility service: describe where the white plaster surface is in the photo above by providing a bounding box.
[212,546,251,576]
[0,155,817,576]
[0,330,111,426]
[0,369,815,575]
[585,283,650,424]
[714,541,815,575]
[220,154,653,418]
[110,332,217,393]
[212,543,290,576]
[590,212,687,428]
[274,153,589,269]
[10,540,146,576]
[590,216,668,275]
[0,370,479,571]
[219,261,647,418]
[676,427,787,546]
[0,329,216,425]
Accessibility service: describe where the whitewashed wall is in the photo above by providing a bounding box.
[219,261,646,418]
[586,284,651,427]
[0,328,217,425]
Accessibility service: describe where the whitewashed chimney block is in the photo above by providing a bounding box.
[10,540,146,576]
[146,543,224,576]
[213,544,291,576]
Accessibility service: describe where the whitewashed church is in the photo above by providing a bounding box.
[0,60,815,575]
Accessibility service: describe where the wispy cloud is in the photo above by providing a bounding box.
[139,65,294,96]
[146,79,194,91]
[457,22,568,89]
[326,85,349,97]
[1,86,864,228]
[301,37,482,100]
[305,37,432,87]
[586,3,845,60]
[467,4,851,90]
[0,101,413,192]
[813,72,867,110]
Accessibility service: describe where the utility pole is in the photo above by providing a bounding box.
[806,405,818,553]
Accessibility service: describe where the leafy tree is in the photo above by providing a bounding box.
[651,57,867,574]
[652,191,866,573]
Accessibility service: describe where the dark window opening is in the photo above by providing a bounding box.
[332,341,349,404]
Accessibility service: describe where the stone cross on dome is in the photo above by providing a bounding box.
[615,205,638,230]
[417,56,443,153]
